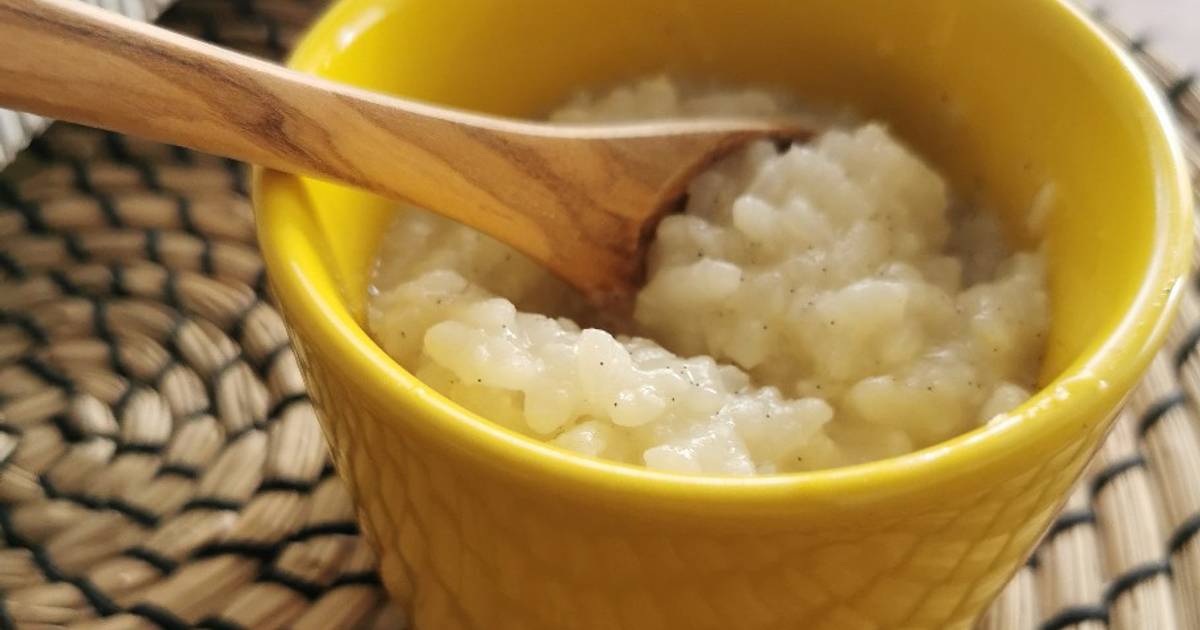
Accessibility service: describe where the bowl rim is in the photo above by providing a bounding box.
[254,0,1193,504]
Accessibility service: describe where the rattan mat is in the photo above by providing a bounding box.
[0,1,1198,628]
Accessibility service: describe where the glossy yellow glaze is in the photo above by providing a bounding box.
[253,1,1193,627]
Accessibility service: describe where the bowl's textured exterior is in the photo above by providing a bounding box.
[254,0,1193,627]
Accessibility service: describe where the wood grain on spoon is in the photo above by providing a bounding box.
[0,0,808,308]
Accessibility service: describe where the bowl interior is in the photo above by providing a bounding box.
[258,0,1189,479]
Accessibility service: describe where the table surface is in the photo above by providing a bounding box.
[1083,0,1200,71]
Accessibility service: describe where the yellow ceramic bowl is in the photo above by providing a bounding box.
[254,0,1192,627]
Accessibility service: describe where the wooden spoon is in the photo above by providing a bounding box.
[0,0,807,308]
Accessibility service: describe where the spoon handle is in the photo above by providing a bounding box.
[0,0,492,193]
[0,0,633,278]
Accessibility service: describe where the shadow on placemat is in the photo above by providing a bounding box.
[0,1,1197,628]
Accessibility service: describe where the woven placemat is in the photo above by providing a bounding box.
[0,2,1197,629]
